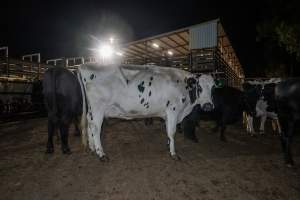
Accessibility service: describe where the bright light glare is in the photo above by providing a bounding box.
[109,37,114,44]
[116,52,123,56]
[98,44,113,58]
[167,50,173,56]
[152,43,159,48]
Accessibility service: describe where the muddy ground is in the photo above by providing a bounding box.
[0,118,299,200]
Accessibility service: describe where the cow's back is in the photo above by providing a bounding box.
[276,78,300,116]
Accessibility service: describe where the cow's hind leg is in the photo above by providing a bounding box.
[281,120,295,167]
[60,123,71,154]
[259,115,266,135]
[90,111,108,161]
[166,114,180,160]
[46,119,55,154]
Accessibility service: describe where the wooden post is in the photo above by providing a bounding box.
[6,56,9,77]
[37,63,40,80]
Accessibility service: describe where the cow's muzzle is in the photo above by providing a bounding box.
[202,103,213,112]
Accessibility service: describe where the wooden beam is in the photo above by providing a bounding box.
[155,38,185,55]
[167,36,189,51]
[131,44,161,57]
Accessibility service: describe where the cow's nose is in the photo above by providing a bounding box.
[202,103,213,112]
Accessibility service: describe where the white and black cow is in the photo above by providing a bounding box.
[43,67,83,154]
[78,64,215,160]
[243,80,281,135]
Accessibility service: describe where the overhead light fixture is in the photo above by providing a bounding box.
[98,44,113,59]
[167,50,173,56]
[152,43,159,48]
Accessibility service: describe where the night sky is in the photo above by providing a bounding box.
[1,0,265,76]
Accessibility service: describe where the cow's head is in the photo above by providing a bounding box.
[243,82,263,115]
[187,74,215,112]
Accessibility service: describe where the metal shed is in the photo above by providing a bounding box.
[121,19,244,88]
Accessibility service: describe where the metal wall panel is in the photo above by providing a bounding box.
[189,21,218,49]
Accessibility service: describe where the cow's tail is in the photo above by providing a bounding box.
[44,68,58,124]
[77,69,88,150]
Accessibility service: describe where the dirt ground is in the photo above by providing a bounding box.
[0,118,299,200]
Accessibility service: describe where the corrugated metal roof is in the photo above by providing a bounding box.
[189,20,217,49]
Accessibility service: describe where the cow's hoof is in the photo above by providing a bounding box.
[99,155,110,162]
[62,148,72,154]
[45,148,54,154]
[171,154,181,161]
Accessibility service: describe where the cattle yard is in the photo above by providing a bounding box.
[0,118,299,200]
[1,18,299,200]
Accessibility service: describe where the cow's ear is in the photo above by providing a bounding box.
[187,77,196,88]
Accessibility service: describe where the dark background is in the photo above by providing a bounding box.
[1,0,267,77]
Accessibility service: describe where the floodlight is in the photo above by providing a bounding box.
[152,43,159,48]
[98,44,113,59]
[167,50,173,56]
[109,37,114,44]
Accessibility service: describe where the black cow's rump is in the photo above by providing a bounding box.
[43,67,83,154]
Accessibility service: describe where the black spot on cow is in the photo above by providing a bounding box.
[173,107,176,111]
[84,78,86,82]
[138,82,145,93]
[187,77,196,88]
[189,90,197,104]
[150,76,153,81]
[90,74,95,80]
[177,80,179,83]
[92,134,94,136]
[144,102,149,107]
[166,100,170,107]
[146,105,149,109]
[126,79,129,84]
[149,82,152,86]
[141,98,145,104]
[149,91,152,96]
[89,112,93,120]
[182,98,186,103]
[139,94,141,98]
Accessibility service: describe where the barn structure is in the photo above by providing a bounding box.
[121,19,244,88]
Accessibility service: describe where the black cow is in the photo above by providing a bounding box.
[182,86,247,142]
[43,67,83,154]
[275,78,300,166]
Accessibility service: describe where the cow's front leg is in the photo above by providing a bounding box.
[259,115,266,135]
[166,115,180,160]
[247,115,255,135]
[90,112,108,161]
